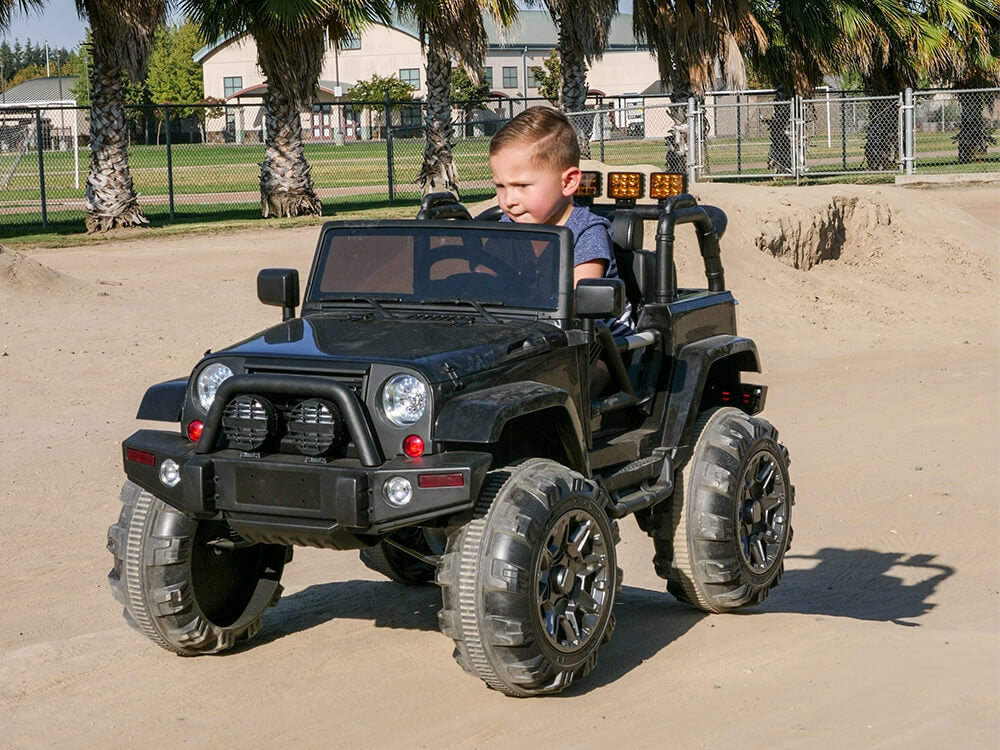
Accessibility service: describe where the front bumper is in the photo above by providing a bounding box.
[122,429,492,539]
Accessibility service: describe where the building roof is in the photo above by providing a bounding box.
[0,75,78,105]
[194,11,644,63]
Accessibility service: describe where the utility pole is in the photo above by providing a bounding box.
[45,40,50,77]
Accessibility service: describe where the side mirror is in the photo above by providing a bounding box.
[257,268,299,321]
[575,277,625,319]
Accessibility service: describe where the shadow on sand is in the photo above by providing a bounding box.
[250,546,954,689]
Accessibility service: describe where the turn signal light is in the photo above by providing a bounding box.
[575,171,602,198]
[650,172,685,199]
[607,172,644,200]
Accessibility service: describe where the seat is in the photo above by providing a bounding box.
[611,210,655,315]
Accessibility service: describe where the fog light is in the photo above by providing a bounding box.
[159,459,181,488]
[383,476,413,507]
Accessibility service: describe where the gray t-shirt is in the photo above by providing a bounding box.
[504,205,634,335]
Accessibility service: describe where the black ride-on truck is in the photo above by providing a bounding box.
[108,170,794,696]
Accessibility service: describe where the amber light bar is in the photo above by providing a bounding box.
[607,172,644,200]
[576,171,602,198]
[650,172,685,199]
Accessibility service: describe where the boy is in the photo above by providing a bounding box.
[488,106,633,336]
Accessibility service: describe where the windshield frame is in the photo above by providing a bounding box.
[302,219,576,321]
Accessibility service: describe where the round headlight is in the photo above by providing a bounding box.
[381,374,427,427]
[196,363,234,411]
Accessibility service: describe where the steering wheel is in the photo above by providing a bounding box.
[430,245,519,284]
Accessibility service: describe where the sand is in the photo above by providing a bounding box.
[1,180,997,748]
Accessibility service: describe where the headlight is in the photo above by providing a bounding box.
[380,374,427,426]
[196,362,234,411]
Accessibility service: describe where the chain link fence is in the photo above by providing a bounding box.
[911,88,1000,172]
[2,87,997,235]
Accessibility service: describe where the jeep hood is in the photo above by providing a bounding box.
[216,314,566,381]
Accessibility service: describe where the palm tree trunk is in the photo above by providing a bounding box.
[84,59,148,233]
[418,45,458,196]
[559,39,591,158]
[956,90,995,163]
[864,98,899,170]
[259,85,321,218]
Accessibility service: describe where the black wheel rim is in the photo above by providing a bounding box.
[737,448,789,573]
[535,508,612,653]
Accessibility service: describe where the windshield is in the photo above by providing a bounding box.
[308,223,566,310]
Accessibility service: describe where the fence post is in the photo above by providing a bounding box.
[598,95,605,162]
[35,107,47,228]
[165,105,175,222]
[385,90,394,204]
[736,92,742,175]
[903,87,914,175]
[686,97,697,186]
[840,91,847,170]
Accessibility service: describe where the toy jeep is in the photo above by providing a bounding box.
[108,173,793,696]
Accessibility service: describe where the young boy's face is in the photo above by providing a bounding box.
[489,142,581,226]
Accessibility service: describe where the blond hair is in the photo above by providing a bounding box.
[489,106,580,170]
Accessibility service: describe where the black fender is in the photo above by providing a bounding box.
[136,378,188,422]
[662,335,760,462]
[434,381,588,474]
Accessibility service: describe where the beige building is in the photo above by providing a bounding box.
[194,11,662,142]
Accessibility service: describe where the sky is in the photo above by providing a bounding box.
[1,0,636,55]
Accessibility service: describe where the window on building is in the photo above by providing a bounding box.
[526,66,537,89]
[400,105,422,129]
[399,68,420,90]
[482,67,493,88]
[340,32,361,50]
[502,66,518,89]
[223,76,243,98]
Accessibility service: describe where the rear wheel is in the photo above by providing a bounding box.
[437,459,620,696]
[662,408,793,612]
[107,481,290,654]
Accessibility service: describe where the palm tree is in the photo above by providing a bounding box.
[633,0,766,169]
[0,0,43,27]
[932,0,1000,162]
[181,0,392,218]
[399,0,517,196]
[740,0,841,172]
[532,0,618,157]
[74,0,166,232]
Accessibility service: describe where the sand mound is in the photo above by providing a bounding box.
[753,194,894,270]
[0,245,85,292]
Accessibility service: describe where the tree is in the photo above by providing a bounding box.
[530,50,560,104]
[531,0,618,157]
[633,0,766,169]
[0,0,43,31]
[398,0,518,196]
[75,0,167,232]
[450,65,490,115]
[934,0,1000,161]
[147,21,206,142]
[349,72,415,139]
[182,0,392,218]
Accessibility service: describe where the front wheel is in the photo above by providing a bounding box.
[665,408,793,612]
[437,459,621,696]
[107,481,290,655]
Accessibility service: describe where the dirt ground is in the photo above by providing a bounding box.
[1,180,997,749]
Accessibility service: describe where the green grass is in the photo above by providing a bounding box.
[0,127,995,242]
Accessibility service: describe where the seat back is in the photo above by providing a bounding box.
[611,211,655,313]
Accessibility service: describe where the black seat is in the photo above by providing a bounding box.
[611,211,655,316]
